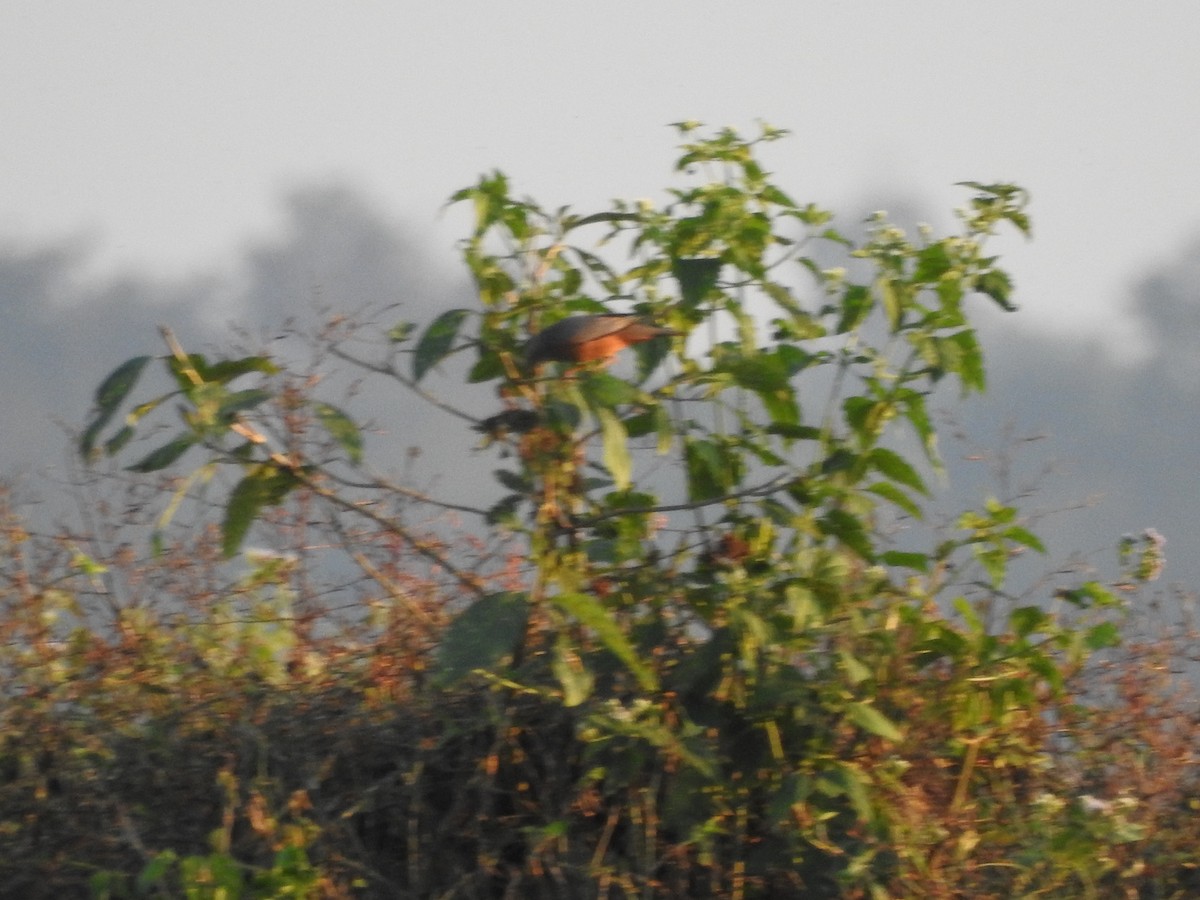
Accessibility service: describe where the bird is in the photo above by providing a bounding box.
[523,314,681,368]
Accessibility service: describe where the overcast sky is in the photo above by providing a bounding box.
[5,3,1200,356]
[2,4,1198,592]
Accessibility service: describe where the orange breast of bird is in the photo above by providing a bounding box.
[525,314,680,367]
[571,331,638,363]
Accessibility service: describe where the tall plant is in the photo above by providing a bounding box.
[83,124,1136,896]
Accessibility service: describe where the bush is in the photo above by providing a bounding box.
[1,124,1194,898]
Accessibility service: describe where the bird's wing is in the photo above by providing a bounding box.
[562,315,640,347]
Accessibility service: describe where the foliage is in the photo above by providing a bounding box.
[2,124,1193,897]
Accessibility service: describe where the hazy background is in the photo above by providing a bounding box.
[2,3,1197,593]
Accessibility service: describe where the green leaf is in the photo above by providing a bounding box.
[494,468,531,493]
[137,850,179,890]
[413,309,470,383]
[880,550,929,571]
[948,328,986,393]
[217,388,272,422]
[826,761,877,823]
[563,210,642,231]
[878,278,903,331]
[838,650,871,685]
[485,494,524,527]
[80,418,109,461]
[1085,620,1122,650]
[819,508,874,559]
[899,390,940,468]
[1003,524,1046,554]
[653,404,675,454]
[867,481,922,518]
[95,355,153,410]
[312,402,363,464]
[820,447,858,476]
[552,639,595,707]
[836,284,873,333]
[596,407,631,491]
[672,256,722,309]
[82,355,153,457]
[767,422,822,441]
[103,425,136,456]
[844,701,903,742]
[222,464,300,557]
[1056,580,1122,610]
[126,435,196,473]
[975,545,1007,589]
[869,447,927,494]
[467,349,506,383]
[388,320,417,343]
[552,592,659,692]
[580,372,642,409]
[720,351,790,392]
[435,591,530,684]
[976,269,1017,311]
[198,355,279,384]
[913,242,953,282]
[844,396,891,445]
[685,438,726,502]
[1010,605,1050,637]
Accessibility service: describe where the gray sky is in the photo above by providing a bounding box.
[4,3,1200,358]
[2,4,1198,593]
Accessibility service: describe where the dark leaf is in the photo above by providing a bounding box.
[126,435,195,473]
[435,591,530,684]
[1003,524,1046,554]
[580,372,642,409]
[976,269,1017,311]
[634,332,676,383]
[82,355,153,457]
[766,422,822,441]
[819,508,874,559]
[80,416,111,461]
[312,402,363,464]
[221,464,300,557]
[880,550,929,571]
[845,702,903,742]
[685,438,727,502]
[672,256,723,309]
[95,355,152,410]
[413,309,470,383]
[836,284,873,333]
[1085,621,1122,650]
[388,321,417,343]
[467,349,506,383]
[869,447,927,494]
[819,448,857,478]
[103,426,136,456]
[1010,605,1050,638]
[722,352,791,393]
[867,482,922,518]
[198,355,279,384]
[217,389,272,422]
[494,468,531,493]
[485,494,524,527]
[757,384,800,428]
[913,242,953,282]
[551,592,658,692]
[564,210,641,231]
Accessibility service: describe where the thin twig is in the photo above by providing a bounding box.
[300,475,488,599]
[324,469,493,519]
[580,474,792,525]
[327,343,482,426]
